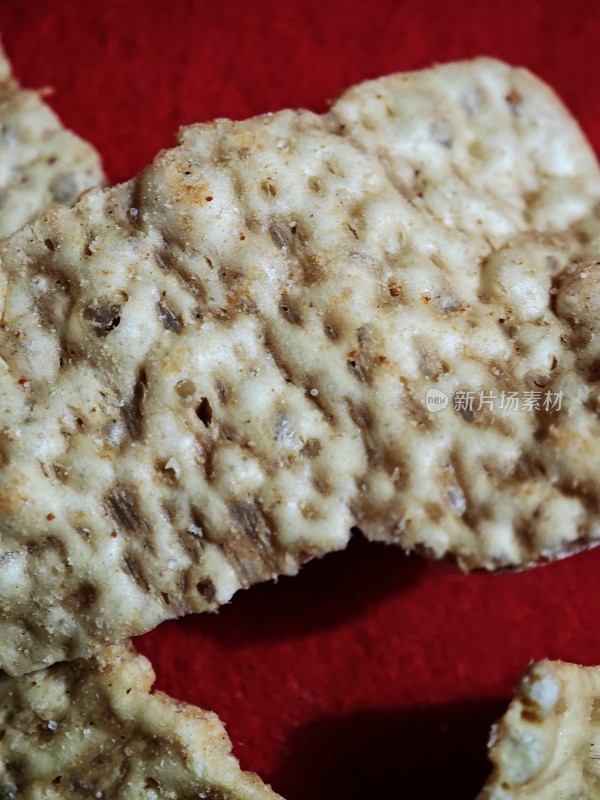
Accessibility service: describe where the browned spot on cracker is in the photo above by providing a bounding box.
[83,301,121,337]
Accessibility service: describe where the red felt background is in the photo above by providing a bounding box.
[2,1,600,797]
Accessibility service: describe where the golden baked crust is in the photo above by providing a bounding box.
[0,642,282,799]
[0,58,599,674]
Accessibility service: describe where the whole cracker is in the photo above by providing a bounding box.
[0,42,104,237]
[1,58,600,675]
[478,659,600,799]
[0,642,283,800]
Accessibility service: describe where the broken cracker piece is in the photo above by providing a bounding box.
[333,60,599,246]
[1,58,600,675]
[478,659,600,799]
[0,642,283,800]
[0,42,104,237]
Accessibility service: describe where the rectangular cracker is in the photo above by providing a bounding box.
[1,58,600,675]
[0,41,104,237]
[0,641,283,800]
[478,659,600,799]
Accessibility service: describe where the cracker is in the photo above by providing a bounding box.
[332,59,599,246]
[0,42,104,237]
[478,659,600,799]
[0,642,283,800]
[1,58,600,675]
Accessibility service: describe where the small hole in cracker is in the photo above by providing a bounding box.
[196,397,212,428]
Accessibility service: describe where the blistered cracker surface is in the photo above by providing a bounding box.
[0,642,283,800]
[0,42,104,237]
[1,58,600,674]
[478,660,600,799]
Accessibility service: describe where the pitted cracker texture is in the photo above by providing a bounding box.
[478,660,600,799]
[0,642,283,800]
[1,58,600,675]
[0,42,104,237]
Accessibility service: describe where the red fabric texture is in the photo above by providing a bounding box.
[1,1,600,797]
